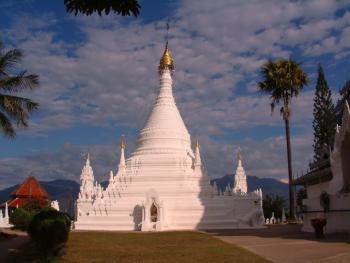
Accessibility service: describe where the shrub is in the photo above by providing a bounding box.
[262,194,286,219]
[22,198,49,212]
[9,208,35,231]
[28,208,71,257]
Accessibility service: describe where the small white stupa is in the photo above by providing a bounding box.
[232,148,248,194]
[0,202,12,228]
[74,41,264,231]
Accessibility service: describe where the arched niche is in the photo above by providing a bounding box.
[140,189,165,231]
[150,201,158,223]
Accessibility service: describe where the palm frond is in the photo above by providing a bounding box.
[0,41,39,138]
[0,48,22,75]
[0,95,39,126]
[258,58,308,117]
[0,111,15,138]
[0,71,39,92]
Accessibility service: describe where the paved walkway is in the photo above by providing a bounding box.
[209,225,350,263]
[0,228,29,261]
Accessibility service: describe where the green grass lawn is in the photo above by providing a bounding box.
[10,231,271,263]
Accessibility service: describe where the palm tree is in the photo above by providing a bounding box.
[0,40,39,138]
[64,0,140,16]
[258,59,308,219]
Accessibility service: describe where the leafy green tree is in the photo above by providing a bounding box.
[28,209,72,258]
[312,65,336,161]
[22,199,50,212]
[258,59,309,219]
[64,0,140,16]
[263,194,286,219]
[0,40,39,138]
[9,208,35,230]
[296,187,307,207]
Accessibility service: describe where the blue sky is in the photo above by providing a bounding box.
[1,0,350,188]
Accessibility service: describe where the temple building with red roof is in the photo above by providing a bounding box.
[0,176,49,210]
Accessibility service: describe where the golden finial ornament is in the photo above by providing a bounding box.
[195,138,200,149]
[159,22,174,72]
[159,42,174,72]
[120,135,126,149]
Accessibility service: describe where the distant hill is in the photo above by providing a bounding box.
[0,175,288,216]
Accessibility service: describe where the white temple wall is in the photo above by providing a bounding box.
[305,182,329,199]
[301,103,350,234]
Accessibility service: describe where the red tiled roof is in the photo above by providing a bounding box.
[11,176,48,198]
[0,197,48,209]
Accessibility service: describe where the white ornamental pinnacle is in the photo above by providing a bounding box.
[119,136,126,169]
[194,138,202,169]
[5,202,8,219]
[109,170,114,185]
[79,152,96,200]
[233,148,248,194]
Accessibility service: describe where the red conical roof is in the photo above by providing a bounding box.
[11,176,48,198]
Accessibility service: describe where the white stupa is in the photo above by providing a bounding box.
[74,42,264,231]
[232,148,248,194]
[0,202,12,228]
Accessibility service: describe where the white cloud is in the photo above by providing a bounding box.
[1,0,349,187]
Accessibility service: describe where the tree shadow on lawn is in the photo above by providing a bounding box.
[7,231,272,263]
[206,224,350,244]
[6,239,66,263]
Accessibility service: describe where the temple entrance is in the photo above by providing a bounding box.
[150,202,158,222]
[341,132,350,192]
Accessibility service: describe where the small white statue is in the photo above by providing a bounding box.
[51,200,60,211]
[270,212,276,224]
[282,208,286,222]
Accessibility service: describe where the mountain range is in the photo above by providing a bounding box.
[0,175,288,216]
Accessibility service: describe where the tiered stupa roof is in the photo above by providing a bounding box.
[132,42,191,157]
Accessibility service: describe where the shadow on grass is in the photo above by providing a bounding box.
[206,224,350,244]
[0,232,13,242]
[6,239,67,263]
[8,231,272,263]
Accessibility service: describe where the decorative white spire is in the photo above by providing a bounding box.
[109,170,114,185]
[79,152,96,200]
[119,135,126,169]
[5,202,8,219]
[194,138,202,169]
[232,147,248,194]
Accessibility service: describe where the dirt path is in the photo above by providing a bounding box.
[0,229,29,261]
[209,225,350,263]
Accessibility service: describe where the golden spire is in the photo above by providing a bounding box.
[159,42,174,72]
[195,137,200,149]
[120,135,126,149]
